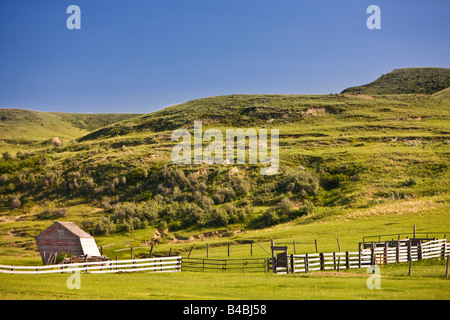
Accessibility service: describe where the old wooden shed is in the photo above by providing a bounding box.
[35,221,101,264]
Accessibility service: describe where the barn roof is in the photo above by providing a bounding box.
[36,221,93,239]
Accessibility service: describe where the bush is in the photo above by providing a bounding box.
[9,195,20,209]
[0,174,8,185]
[212,187,236,204]
[297,200,315,216]
[210,207,229,226]
[262,208,279,226]
[2,151,14,161]
[276,198,293,216]
[278,170,319,197]
[93,217,116,235]
[37,208,68,219]
[401,177,417,187]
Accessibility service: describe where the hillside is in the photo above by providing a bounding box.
[0,109,140,152]
[0,92,448,254]
[0,68,449,265]
[341,67,450,95]
[433,86,450,100]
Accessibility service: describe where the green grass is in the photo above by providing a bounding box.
[1,259,449,300]
[0,108,140,153]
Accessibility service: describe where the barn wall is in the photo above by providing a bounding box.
[80,238,101,256]
[36,223,84,264]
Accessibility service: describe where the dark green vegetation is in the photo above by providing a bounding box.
[342,67,450,95]
[0,68,449,263]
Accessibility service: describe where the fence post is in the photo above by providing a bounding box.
[442,240,447,259]
[396,241,400,263]
[206,243,209,258]
[384,241,389,265]
[228,242,230,257]
[346,251,350,270]
[371,242,376,265]
[320,252,325,271]
[250,242,253,256]
[446,255,449,279]
[333,252,336,270]
[315,240,318,253]
[408,259,412,276]
[337,238,341,252]
[358,243,362,268]
[290,254,295,274]
[418,241,422,260]
[304,253,309,273]
[407,240,412,262]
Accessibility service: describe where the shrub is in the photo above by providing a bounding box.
[278,170,319,197]
[276,198,293,216]
[93,217,116,235]
[262,208,279,226]
[297,200,315,216]
[0,174,8,185]
[401,177,417,187]
[38,207,68,219]
[212,187,236,204]
[2,151,14,161]
[210,207,229,226]
[9,195,20,209]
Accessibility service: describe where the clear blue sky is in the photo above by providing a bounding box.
[0,0,449,114]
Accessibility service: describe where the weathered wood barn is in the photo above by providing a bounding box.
[35,221,101,264]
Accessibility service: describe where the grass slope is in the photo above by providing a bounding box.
[433,86,450,100]
[341,67,450,95]
[0,108,140,153]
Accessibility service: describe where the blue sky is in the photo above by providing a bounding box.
[0,0,449,114]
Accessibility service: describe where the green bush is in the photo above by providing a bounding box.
[37,208,68,219]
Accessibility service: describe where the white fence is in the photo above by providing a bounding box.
[0,256,182,275]
[276,239,449,274]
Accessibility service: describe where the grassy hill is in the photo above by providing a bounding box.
[433,86,450,100]
[341,67,450,95]
[0,68,449,270]
[0,109,140,153]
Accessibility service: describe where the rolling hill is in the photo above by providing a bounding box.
[0,109,141,152]
[0,68,449,265]
[341,67,450,95]
[433,86,450,100]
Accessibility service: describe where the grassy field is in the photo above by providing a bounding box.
[1,259,449,300]
[1,203,449,300]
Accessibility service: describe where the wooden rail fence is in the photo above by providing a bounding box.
[0,256,182,275]
[1,239,447,275]
[182,257,266,273]
[273,239,449,274]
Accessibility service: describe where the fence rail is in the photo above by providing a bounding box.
[182,257,266,273]
[0,256,182,275]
